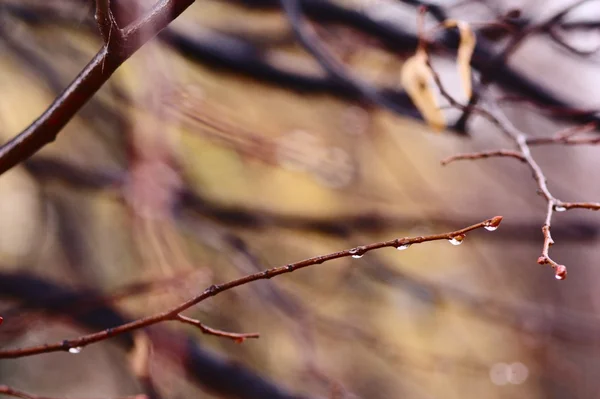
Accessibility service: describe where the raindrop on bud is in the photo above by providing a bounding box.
[396,243,411,251]
[68,347,83,354]
[554,265,567,280]
[448,234,465,246]
[484,216,503,232]
[349,248,364,259]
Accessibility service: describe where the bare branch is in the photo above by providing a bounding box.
[441,150,526,165]
[0,385,145,399]
[421,26,598,279]
[0,216,502,359]
[175,314,260,343]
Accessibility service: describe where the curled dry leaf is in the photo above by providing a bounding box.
[400,49,446,131]
[445,19,476,99]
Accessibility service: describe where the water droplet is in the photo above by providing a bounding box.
[484,216,502,231]
[396,243,411,251]
[68,347,82,354]
[448,234,465,246]
[555,265,567,280]
[349,247,365,259]
[554,205,566,212]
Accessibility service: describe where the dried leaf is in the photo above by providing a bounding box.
[400,49,445,131]
[445,20,476,99]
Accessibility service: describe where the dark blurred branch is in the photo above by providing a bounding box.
[23,157,600,242]
[398,0,447,22]
[526,122,599,145]
[7,1,600,134]
[279,0,401,113]
[230,0,600,130]
[160,26,422,120]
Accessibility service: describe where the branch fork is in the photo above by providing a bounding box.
[95,0,129,55]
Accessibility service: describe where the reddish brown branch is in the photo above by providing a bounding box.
[454,102,599,278]
[0,216,502,359]
[440,150,526,165]
[423,30,598,279]
[175,314,260,343]
[561,202,600,211]
[0,0,195,176]
[0,385,145,399]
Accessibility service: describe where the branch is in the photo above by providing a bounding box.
[0,0,196,176]
[0,273,310,399]
[0,216,502,358]
[440,150,526,165]
[418,36,599,280]
[175,314,260,343]
[526,122,600,145]
[10,1,600,134]
[23,156,598,242]
[0,385,145,399]
[279,0,401,113]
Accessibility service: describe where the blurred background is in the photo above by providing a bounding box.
[1,0,600,398]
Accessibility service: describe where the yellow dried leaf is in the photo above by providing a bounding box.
[445,20,476,99]
[400,49,446,132]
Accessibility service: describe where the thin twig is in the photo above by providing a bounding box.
[423,28,598,279]
[475,103,599,279]
[0,216,502,359]
[175,314,260,343]
[0,385,146,399]
[441,150,526,165]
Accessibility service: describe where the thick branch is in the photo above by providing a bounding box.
[0,0,195,176]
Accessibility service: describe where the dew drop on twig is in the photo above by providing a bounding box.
[448,234,465,246]
[554,205,566,212]
[554,265,567,280]
[484,216,503,231]
[68,347,83,354]
[396,243,411,251]
[349,248,363,259]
